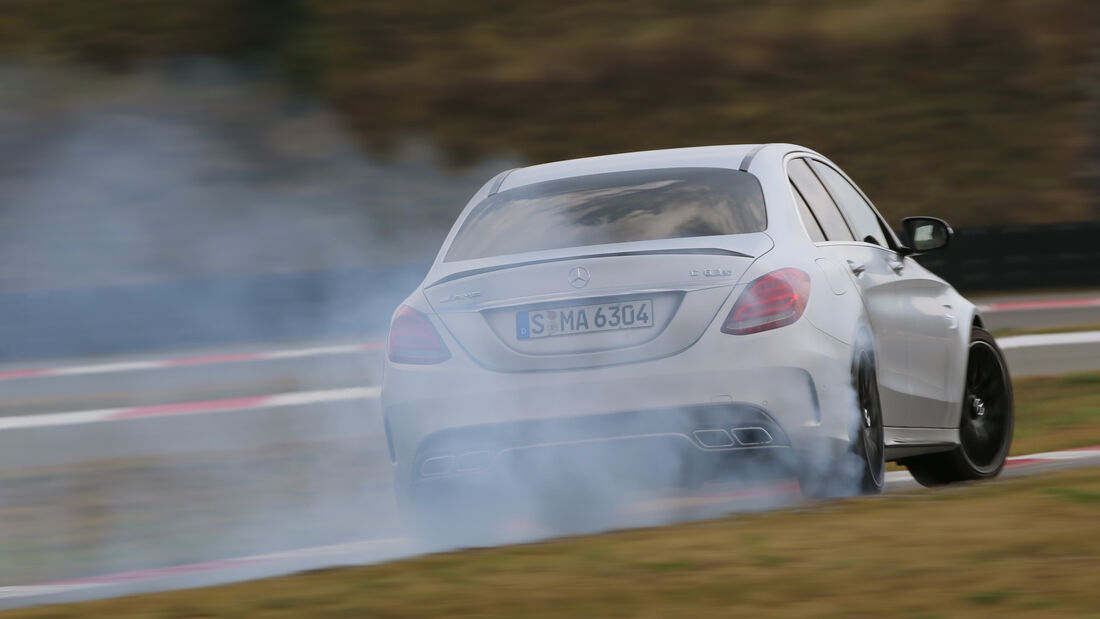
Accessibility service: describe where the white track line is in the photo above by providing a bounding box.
[977,297,1100,313]
[0,341,385,382]
[0,387,380,431]
[2,330,1099,431]
[995,330,1100,350]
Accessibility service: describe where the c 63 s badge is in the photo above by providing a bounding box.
[439,291,482,304]
[689,268,733,277]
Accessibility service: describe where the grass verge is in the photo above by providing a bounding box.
[1012,371,1100,455]
[7,466,1100,618]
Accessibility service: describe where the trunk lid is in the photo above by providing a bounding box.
[423,235,772,371]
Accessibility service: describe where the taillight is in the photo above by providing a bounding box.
[721,268,811,335]
[388,306,451,364]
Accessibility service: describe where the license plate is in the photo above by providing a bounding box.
[516,299,654,340]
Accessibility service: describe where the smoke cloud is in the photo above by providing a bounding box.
[0,60,868,603]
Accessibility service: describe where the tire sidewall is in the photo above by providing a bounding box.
[956,327,1014,478]
[854,345,886,493]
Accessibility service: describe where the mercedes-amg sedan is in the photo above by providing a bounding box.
[381,144,1013,537]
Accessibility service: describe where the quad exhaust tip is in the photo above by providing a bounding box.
[731,426,773,446]
[694,426,774,448]
[421,455,455,477]
[421,451,493,477]
[693,429,735,448]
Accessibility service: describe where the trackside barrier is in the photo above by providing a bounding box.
[914,220,1100,292]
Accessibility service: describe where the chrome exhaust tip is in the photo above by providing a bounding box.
[421,455,456,477]
[456,450,492,472]
[693,429,735,448]
[731,426,773,446]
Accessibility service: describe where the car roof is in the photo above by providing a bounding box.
[497,144,802,192]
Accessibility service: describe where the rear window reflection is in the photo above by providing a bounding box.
[444,167,767,262]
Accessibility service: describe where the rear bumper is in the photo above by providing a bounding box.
[393,406,807,523]
[396,403,795,488]
[383,319,856,490]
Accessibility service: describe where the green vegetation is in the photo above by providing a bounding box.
[8,466,1100,618]
[2,0,1097,226]
[1013,371,1100,455]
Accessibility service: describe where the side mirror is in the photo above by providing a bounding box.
[900,216,952,255]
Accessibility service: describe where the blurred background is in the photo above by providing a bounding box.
[1,0,1098,359]
[2,0,1100,608]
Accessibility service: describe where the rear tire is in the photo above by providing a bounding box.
[904,326,1013,486]
[854,349,887,494]
[799,345,885,498]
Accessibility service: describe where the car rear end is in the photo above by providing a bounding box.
[381,157,851,532]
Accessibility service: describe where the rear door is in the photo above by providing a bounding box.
[807,158,959,428]
[809,159,963,430]
[786,157,912,426]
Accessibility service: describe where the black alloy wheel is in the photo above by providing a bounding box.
[904,327,1014,486]
[958,337,1013,473]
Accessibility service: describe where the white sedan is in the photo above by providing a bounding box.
[381,144,1013,537]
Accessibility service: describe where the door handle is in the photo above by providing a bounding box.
[847,260,866,276]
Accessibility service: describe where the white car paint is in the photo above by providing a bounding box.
[381,143,977,500]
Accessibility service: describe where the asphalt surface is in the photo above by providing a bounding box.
[1,290,1098,610]
[1,330,1098,471]
[3,447,1099,611]
[975,289,1100,333]
[1000,331,1100,377]
[1,288,1097,417]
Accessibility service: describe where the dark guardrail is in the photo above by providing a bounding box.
[2,221,1098,363]
[914,220,1100,292]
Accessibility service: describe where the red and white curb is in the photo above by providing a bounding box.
[0,387,380,431]
[2,446,1098,606]
[0,341,385,382]
[977,296,1100,313]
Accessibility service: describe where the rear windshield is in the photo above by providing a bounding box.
[444,167,767,262]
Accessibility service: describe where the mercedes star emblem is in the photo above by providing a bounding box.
[569,266,590,288]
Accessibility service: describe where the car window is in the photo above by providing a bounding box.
[791,183,826,242]
[809,160,888,247]
[445,167,767,262]
[787,158,854,242]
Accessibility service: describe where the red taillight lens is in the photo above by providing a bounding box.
[721,268,811,335]
[388,306,451,364]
